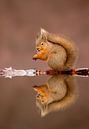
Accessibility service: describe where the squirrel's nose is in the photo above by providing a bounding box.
[37,48,40,51]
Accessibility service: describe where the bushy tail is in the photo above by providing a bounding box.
[47,32,78,69]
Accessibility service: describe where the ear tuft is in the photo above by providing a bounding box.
[40,28,47,35]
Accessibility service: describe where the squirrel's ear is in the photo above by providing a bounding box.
[40,28,48,40]
[40,28,47,35]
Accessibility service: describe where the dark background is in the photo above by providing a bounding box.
[0,0,89,129]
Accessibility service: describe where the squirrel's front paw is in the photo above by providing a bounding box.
[33,57,37,61]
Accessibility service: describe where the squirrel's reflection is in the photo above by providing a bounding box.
[33,75,78,117]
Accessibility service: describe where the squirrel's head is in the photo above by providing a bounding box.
[33,85,50,117]
[33,29,52,60]
[33,85,49,104]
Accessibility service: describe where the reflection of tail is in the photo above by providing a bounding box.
[48,76,78,113]
[46,68,89,77]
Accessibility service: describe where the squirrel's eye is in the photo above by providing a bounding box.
[41,42,44,45]
[41,99,44,103]
[37,94,40,98]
